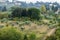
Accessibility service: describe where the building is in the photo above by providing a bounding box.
[0,0,9,2]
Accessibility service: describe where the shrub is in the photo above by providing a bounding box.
[24,34,28,40]
[0,13,9,19]
[0,26,23,40]
[29,33,36,40]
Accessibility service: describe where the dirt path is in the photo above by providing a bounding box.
[42,28,57,40]
[46,28,56,36]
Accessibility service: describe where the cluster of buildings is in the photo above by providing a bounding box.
[0,0,60,11]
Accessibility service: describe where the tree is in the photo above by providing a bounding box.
[21,8,27,17]
[11,7,28,18]
[40,5,46,14]
[11,8,23,18]
[28,8,40,20]
[2,6,7,11]
[54,6,58,12]
[10,6,20,11]
[51,5,58,12]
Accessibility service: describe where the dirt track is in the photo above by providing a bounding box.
[42,28,57,40]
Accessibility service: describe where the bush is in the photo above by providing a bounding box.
[24,34,28,40]
[0,26,23,40]
[55,27,60,40]
[0,13,9,19]
[29,33,36,40]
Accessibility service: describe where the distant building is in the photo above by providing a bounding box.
[0,0,60,10]
[0,0,9,2]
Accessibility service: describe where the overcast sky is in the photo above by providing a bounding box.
[9,0,60,3]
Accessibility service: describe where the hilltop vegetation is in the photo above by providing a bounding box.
[0,5,60,40]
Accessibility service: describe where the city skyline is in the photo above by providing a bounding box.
[0,0,60,4]
[8,0,60,3]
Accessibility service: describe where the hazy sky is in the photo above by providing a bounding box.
[9,0,60,3]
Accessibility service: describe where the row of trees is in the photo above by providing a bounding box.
[11,5,58,20]
[11,7,40,20]
[0,5,58,20]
